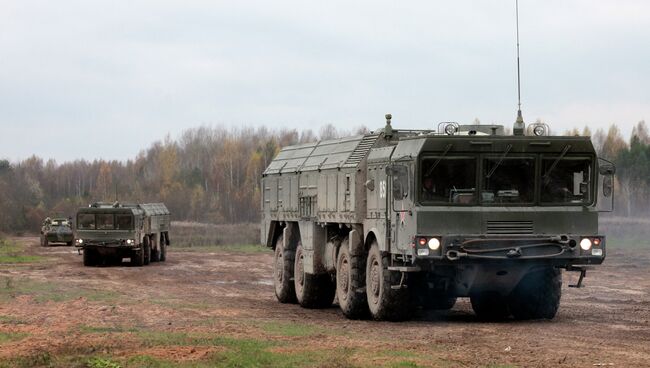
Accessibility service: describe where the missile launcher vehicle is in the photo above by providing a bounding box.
[75,202,171,267]
[261,116,615,320]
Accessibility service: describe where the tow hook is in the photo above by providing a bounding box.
[446,250,467,261]
[550,235,570,244]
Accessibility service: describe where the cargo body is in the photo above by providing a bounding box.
[75,203,171,267]
[261,118,615,321]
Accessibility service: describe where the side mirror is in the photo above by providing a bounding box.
[599,163,615,176]
[603,175,613,197]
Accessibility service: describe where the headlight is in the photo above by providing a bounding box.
[428,237,441,250]
[444,124,457,135]
[75,239,83,245]
[533,125,546,136]
[580,238,592,250]
[126,239,135,245]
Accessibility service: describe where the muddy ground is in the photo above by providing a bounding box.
[0,237,649,367]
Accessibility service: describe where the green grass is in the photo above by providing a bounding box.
[0,239,45,264]
[0,331,28,344]
[0,276,121,304]
[261,321,321,337]
[172,244,271,254]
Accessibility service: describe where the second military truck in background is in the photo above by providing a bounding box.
[75,202,171,267]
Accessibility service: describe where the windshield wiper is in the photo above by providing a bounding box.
[543,144,571,185]
[485,144,513,179]
[425,144,453,176]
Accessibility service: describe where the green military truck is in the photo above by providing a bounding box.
[75,202,171,267]
[40,217,75,246]
[261,116,615,321]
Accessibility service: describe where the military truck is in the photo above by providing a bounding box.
[261,116,615,321]
[40,217,74,246]
[75,202,171,267]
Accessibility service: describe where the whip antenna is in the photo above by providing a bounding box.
[513,0,525,135]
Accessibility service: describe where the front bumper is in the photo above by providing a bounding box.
[413,234,605,266]
[76,241,138,249]
[45,233,74,243]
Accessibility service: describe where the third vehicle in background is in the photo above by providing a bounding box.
[75,202,171,267]
[40,217,74,246]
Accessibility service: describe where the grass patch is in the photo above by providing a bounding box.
[0,276,120,304]
[0,331,28,343]
[261,321,321,337]
[0,239,45,264]
[0,315,26,325]
[172,244,271,254]
[79,324,136,334]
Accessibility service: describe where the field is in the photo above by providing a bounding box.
[0,235,649,368]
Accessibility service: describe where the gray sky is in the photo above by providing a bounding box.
[1,0,648,162]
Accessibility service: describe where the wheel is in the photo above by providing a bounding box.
[273,235,296,303]
[294,245,335,308]
[39,235,44,247]
[508,266,562,320]
[160,239,167,262]
[83,248,97,266]
[151,236,160,262]
[470,291,510,321]
[43,237,49,247]
[365,242,414,321]
[143,236,151,265]
[132,243,145,267]
[336,243,368,319]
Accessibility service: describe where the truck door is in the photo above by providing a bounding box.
[388,163,413,252]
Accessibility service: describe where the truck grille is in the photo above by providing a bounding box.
[486,221,533,235]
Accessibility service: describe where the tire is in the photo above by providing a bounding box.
[39,235,44,247]
[336,244,368,319]
[43,237,49,247]
[160,240,167,262]
[273,235,296,303]
[365,243,414,321]
[143,236,151,265]
[151,235,160,262]
[132,244,145,267]
[294,245,336,308]
[83,248,97,267]
[470,291,510,321]
[508,266,562,320]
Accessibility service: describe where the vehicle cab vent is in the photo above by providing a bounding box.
[486,220,533,235]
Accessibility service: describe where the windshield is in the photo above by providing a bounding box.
[483,157,535,204]
[78,214,95,229]
[541,157,592,204]
[418,154,594,206]
[116,214,134,230]
[420,157,476,204]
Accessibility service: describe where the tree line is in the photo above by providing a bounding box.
[0,121,648,233]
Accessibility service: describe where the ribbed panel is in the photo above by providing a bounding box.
[343,135,379,167]
[486,220,533,234]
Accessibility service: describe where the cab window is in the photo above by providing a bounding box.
[78,214,95,230]
[541,157,593,204]
[96,214,115,230]
[420,157,477,204]
[116,215,133,230]
[482,157,535,204]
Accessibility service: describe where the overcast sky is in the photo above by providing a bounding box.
[1,0,648,162]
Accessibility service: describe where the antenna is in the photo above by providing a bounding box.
[513,0,525,135]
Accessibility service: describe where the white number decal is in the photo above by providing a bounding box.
[379,180,386,199]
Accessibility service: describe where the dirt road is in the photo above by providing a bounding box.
[1,237,649,367]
